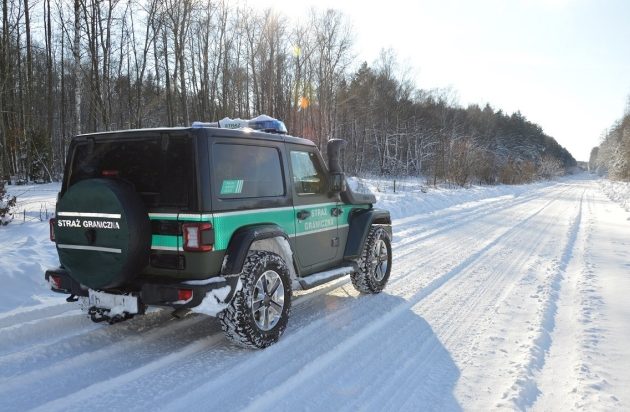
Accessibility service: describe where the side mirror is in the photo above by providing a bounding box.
[329,172,346,194]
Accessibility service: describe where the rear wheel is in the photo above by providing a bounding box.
[351,226,392,294]
[219,251,292,349]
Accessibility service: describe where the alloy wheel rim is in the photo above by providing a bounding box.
[251,270,285,331]
[372,239,389,282]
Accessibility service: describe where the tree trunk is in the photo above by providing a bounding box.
[74,0,81,135]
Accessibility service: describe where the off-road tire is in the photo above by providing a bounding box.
[218,251,292,349]
[351,226,392,294]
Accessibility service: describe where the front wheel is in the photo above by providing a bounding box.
[218,251,292,349]
[351,226,392,294]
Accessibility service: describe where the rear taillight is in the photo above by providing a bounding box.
[49,275,62,289]
[177,289,193,302]
[101,169,119,177]
[49,218,56,242]
[182,223,213,252]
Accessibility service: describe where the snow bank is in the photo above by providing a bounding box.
[0,183,62,312]
[356,175,557,221]
[599,179,630,213]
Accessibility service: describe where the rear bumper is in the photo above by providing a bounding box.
[45,267,88,296]
[44,267,239,310]
[140,277,238,309]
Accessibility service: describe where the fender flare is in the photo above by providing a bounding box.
[222,224,291,275]
[343,208,392,260]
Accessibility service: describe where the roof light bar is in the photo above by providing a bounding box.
[191,115,287,134]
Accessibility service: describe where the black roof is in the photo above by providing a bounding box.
[75,126,316,147]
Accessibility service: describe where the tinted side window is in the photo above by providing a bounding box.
[213,144,284,199]
[290,150,327,195]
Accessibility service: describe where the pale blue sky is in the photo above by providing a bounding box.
[256,0,630,161]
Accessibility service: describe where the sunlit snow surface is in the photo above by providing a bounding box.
[1,175,629,411]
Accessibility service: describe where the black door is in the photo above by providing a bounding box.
[289,148,340,271]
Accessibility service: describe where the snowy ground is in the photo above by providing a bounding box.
[1,175,629,411]
[599,179,630,213]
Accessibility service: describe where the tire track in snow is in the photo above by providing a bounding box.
[388,184,575,290]
[387,185,573,301]
[413,202,573,409]
[0,300,72,329]
[235,185,576,408]
[533,184,621,410]
[391,184,571,258]
[230,195,566,411]
[0,314,210,409]
[32,333,226,412]
[391,181,566,235]
[357,186,579,410]
[28,278,362,412]
[566,189,615,408]
[0,309,186,379]
[0,310,98,357]
[499,189,585,409]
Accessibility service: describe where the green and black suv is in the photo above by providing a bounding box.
[46,120,392,348]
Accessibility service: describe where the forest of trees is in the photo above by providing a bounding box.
[0,0,575,186]
[589,98,630,181]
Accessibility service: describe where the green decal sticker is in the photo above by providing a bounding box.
[220,179,244,194]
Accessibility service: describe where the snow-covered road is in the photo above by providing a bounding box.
[1,176,629,411]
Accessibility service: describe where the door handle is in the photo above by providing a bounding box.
[297,210,311,220]
[331,207,343,217]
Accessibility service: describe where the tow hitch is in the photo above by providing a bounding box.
[81,290,143,324]
[88,306,135,324]
[66,294,79,303]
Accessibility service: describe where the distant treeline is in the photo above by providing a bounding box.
[0,0,575,185]
[589,100,630,181]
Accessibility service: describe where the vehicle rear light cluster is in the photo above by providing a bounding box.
[49,218,56,242]
[177,289,193,302]
[182,223,213,252]
[49,275,63,290]
[101,169,119,177]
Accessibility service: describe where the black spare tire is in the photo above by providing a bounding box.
[55,178,151,289]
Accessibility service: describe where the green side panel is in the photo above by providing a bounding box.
[295,203,338,235]
[147,205,366,253]
[212,209,296,250]
[151,234,180,249]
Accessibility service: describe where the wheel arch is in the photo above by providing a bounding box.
[222,224,296,278]
[343,208,392,260]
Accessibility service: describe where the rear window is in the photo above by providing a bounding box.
[67,136,195,209]
[212,143,284,199]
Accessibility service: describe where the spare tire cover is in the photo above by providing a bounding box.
[55,178,151,289]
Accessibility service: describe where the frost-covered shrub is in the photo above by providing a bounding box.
[0,181,17,226]
[537,155,564,180]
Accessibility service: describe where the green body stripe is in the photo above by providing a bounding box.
[148,203,371,251]
[151,234,180,249]
[295,204,337,236]
[212,209,295,250]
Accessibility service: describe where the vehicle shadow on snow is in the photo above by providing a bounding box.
[161,290,464,411]
[276,291,463,411]
[72,291,463,411]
